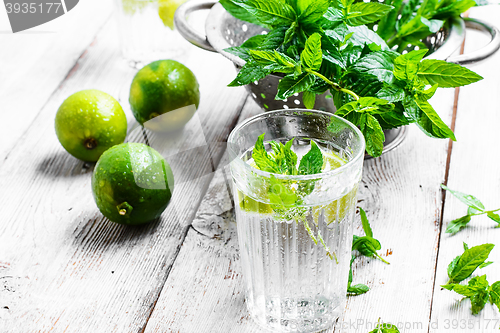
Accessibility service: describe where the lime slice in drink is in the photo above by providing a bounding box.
[158,0,186,29]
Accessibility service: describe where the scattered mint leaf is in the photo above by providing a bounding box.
[441,185,500,232]
[489,281,500,310]
[479,261,493,269]
[360,207,373,238]
[368,319,401,333]
[347,255,370,296]
[445,215,471,234]
[447,243,494,284]
[352,209,390,264]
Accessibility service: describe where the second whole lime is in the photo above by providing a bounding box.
[129,60,200,132]
[92,142,174,225]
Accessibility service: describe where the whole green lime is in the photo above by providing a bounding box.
[55,89,127,162]
[129,60,200,132]
[92,142,174,225]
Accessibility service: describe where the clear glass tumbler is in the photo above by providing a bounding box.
[114,0,190,65]
[228,109,365,332]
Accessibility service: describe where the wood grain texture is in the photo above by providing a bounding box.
[0,15,248,332]
[0,0,112,160]
[142,97,262,333]
[143,79,457,332]
[429,7,500,333]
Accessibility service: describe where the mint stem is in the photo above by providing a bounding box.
[305,69,360,101]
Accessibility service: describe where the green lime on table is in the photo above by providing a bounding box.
[129,59,200,132]
[55,89,127,162]
[92,142,174,225]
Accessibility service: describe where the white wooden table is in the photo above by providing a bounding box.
[1,2,500,332]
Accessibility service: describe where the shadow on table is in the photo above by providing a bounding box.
[36,150,95,178]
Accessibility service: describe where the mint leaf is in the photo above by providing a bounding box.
[376,84,405,103]
[298,0,329,24]
[368,321,400,333]
[351,51,398,84]
[302,91,316,109]
[249,50,297,73]
[448,243,495,284]
[235,0,296,27]
[219,0,263,26]
[441,185,486,212]
[228,61,270,87]
[360,113,386,157]
[359,207,373,238]
[301,33,323,71]
[276,73,315,100]
[252,133,280,173]
[241,34,267,48]
[479,261,493,269]
[471,289,489,315]
[393,49,428,82]
[268,176,298,210]
[487,211,500,223]
[417,60,483,88]
[346,2,393,27]
[447,255,460,277]
[490,281,500,310]
[445,215,471,234]
[433,0,476,19]
[407,95,456,140]
[298,140,323,175]
[376,0,403,40]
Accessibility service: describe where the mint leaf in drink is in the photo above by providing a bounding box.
[446,243,494,284]
[252,133,280,173]
[346,2,393,27]
[417,60,483,88]
[298,140,323,175]
[268,176,298,210]
[301,33,323,71]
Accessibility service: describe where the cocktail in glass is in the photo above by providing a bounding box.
[228,109,365,332]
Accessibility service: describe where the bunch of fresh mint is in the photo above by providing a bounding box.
[441,184,500,234]
[441,243,500,315]
[221,0,483,157]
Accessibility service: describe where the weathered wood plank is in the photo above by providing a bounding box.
[0,0,113,160]
[0,15,248,332]
[429,6,500,332]
[142,97,262,333]
[143,77,456,331]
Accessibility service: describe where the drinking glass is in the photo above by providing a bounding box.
[114,0,191,66]
[227,109,365,332]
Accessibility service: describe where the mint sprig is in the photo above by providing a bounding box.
[222,0,482,157]
[441,185,500,234]
[249,133,344,260]
[441,243,500,316]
